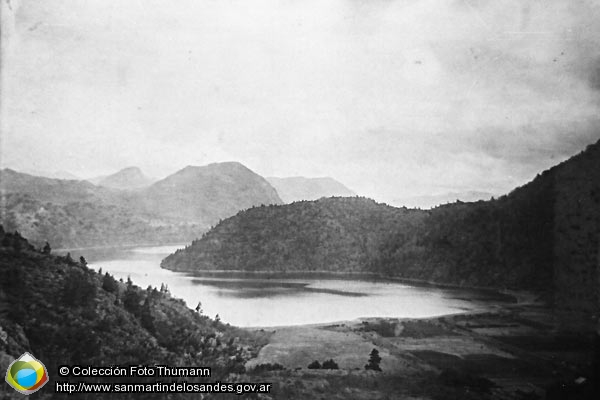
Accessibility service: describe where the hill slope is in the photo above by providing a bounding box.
[0,228,264,399]
[0,169,112,205]
[267,176,355,203]
[163,198,424,273]
[162,139,600,316]
[1,162,281,248]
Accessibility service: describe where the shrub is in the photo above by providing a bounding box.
[251,363,285,373]
[322,359,339,369]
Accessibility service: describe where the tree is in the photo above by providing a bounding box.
[102,273,119,293]
[79,256,87,267]
[62,271,97,307]
[42,241,51,254]
[307,360,321,369]
[140,297,155,334]
[322,359,339,369]
[365,348,382,371]
[160,283,170,294]
[123,285,142,317]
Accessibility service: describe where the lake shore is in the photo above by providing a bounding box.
[241,300,597,399]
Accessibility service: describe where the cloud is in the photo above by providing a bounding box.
[1,0,599,201]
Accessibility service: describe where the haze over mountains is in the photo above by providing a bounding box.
[1,158,366,249]
[25,169,81,181]
[141,162,282,223]
[391,191,496,210]
[266,177,355,203]
[0,162,283,248]
[163,139,600,318]
[93,166,155,189]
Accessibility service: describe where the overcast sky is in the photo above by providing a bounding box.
[2,0,599,203]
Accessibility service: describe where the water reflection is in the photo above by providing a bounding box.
[84,245,488,327]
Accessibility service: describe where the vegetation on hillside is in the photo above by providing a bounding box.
[0,227,268,399]
[0,162,282,248]
[162,198,425,273]
[0,193,203,248]
[161,192,552,291]
[162,139,600,304]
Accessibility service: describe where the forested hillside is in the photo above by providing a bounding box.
[0,228,265,399]
[0,193,202,249]
[161,183,555,291]
[163,198,425,273]
[163,139,600,315]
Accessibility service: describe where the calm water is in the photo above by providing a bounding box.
[80,245,489,327]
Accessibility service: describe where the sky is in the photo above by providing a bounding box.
[1,0,600,203]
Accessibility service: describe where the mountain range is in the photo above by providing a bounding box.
[0,162,282,248]
[162,139,600,318]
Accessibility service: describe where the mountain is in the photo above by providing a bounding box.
[162,139,600,318]
[37,170,80,180]
[141,162,282,225]
[266,176,355,203]
[0,169,201,248]
[0,162,282,248]
[17,168,80,180]
[162,197,425,273]
[0,168,112,205]
[96,166,155,189]
[391,191,496,209]
[86,174,108,185]
[0,228,260,399]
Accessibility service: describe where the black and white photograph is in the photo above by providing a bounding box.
[1,0,599,398]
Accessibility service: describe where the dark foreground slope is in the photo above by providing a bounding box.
[163,139,600,315]
[0,228,267,399]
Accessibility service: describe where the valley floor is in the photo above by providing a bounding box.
[242,299,598,399]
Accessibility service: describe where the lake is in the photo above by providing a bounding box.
[78,245,497,327]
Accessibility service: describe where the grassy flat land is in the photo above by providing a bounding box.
[243,300,597,399]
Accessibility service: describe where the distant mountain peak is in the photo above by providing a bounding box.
[120,166,143,173]
[97,166,154,190]
[142,161,282,225]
